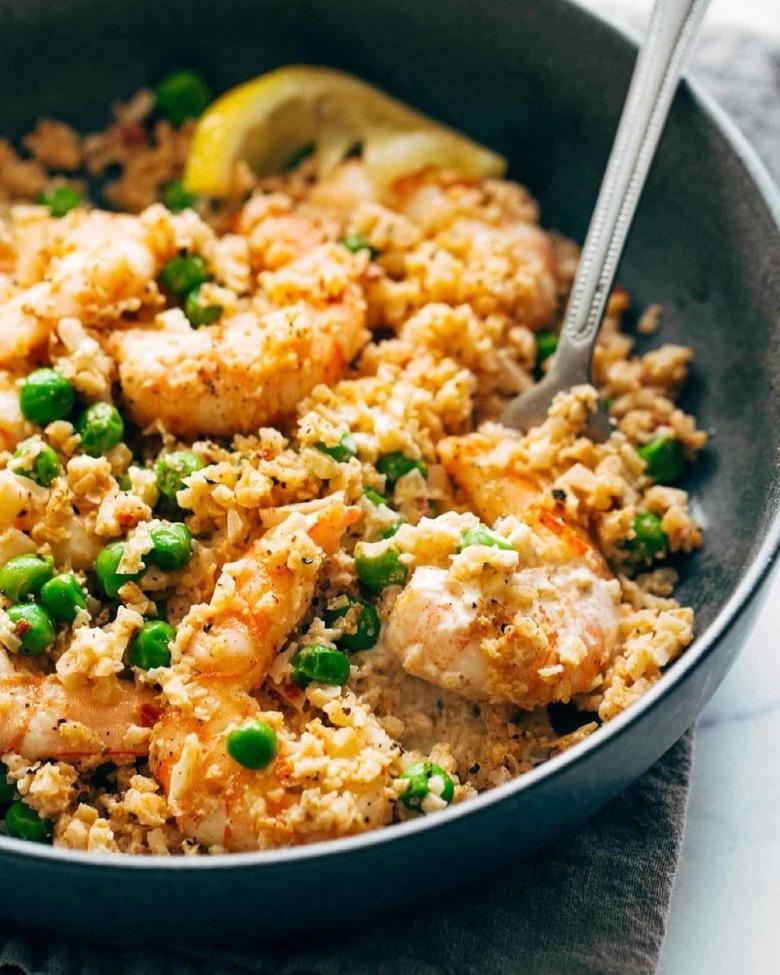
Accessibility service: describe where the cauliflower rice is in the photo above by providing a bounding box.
[0,80,705,854]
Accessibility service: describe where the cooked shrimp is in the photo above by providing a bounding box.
[385,552,620,710]
[438,427,621,568]
[0,370,32,451]
[0,668,158,763]
[437,430,542,521]
[387,172,558,328]
[153,683,397,851]
[0,468,104,570]
[238,193,328,271]
[177,496,360,688]
[384,431,622,709]
[113,244,368,437]
[0,211,158,367]
[151,496,399,850]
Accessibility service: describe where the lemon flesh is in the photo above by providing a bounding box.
[183,65,507,196]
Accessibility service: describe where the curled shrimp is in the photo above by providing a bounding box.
[177,496,359,689]
[437,430,543,522]
[385,550,620,710]
[112,243,368,437]
[151,496,399,851]
[0,210,158,368]
[385,171,558,328]
[0,666,158,763]
[384,432,622,709]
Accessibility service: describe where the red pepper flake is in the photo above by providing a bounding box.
[116,512,139,529]
[14,619,31,637]
[118,120,147,148]
[139,702,162,727]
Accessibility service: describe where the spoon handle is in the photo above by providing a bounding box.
[551,0,710,388]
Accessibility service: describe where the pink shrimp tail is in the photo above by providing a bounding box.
[306,499,360,554]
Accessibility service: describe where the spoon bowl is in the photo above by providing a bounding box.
[502,0,711,433]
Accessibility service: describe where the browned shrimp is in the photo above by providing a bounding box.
[0,670,158,763]
[384,432,622,709]
[113,243,369,437]
[151,497,399,851]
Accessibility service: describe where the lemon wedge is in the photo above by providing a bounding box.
[183,65,507,196]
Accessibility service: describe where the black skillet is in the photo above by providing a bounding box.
[0,0,777,942]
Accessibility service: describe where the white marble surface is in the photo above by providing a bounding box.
[575,3,780,972]
[658,571,780,974]
[582,0,780,40]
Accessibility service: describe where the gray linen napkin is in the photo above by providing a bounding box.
[1,8,777,975]
[591,0,780,183]
[2,738,697,975]
[0,734,693,975]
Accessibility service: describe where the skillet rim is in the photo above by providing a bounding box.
[0,1,778,873]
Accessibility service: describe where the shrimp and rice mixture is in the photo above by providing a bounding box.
[0,75,705,854]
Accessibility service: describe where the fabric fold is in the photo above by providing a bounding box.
[0,734,693,975]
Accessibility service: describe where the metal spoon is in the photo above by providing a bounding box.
[502,0,710,439]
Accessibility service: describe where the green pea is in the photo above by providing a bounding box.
[291,644,351,688]
[354,543,407,592]
[148,522,192,572]
[155,450,204,508]
[160,254,209,297]
[458,524,514,553]
[7,603,56,656]
[638,437,685,485]
[4,800,52,842]
[117,472,133,491]
[315,432,357,463]
[76,402,124,456]
[0,762,14,806]
[376,452,428,490]
[11,443,61,487]
[535,330,558,367]
[0,554,53,602]
[341,233,379,259]
[161,179,197,213]
[283,143,315,171]
[40,573,88,623]
[129,619,175,670]
[155,70,211,126]
[94,542,144,598]
[19,369,75,425]
[36,185,82,218]
[184,286,222,328]
[629,512,669,558]
[324,597,381,652]
[363,487,389,507]
[398,761,454,812]
[226,720,278,770]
